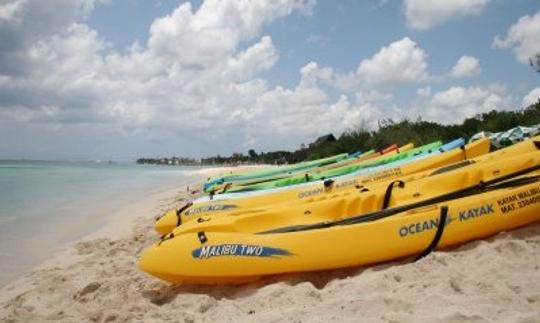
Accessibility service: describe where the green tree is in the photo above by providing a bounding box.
[529,53,540,73]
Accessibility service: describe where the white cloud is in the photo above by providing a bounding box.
[405,0,490,30]
[0,0,107,77]
[224,36,278,82]
[2,8,428,144]
[522,87,540,107]
[493,11,540,64]
[421,85,509,124]
[1,0,526,159]
[251,87,383,138]
[0,0,25,21]
[295,38,429,94]
[417,86,431,97]
[298,61,334,89]
[147,0,314,67]
[356,37,428,88]
[0,0,328,154]
[449,55,481,78]
[277,37,430,100]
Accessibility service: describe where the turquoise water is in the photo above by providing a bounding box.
[0,160,202,286]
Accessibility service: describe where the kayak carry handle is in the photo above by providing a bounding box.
[323,179,335,188]
[158,232,175,246]
[382,180,405,210]
[176,202,193,226]
[415,206,448,261]
[198,232,208,244]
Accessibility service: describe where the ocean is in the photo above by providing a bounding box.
[0,160,203,286]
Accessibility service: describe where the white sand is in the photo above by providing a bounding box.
[192,165,274,178]
[0,173,539,322]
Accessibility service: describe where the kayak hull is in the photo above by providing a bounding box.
[154,138,490,235]
[140,177,540,284]
[167,150,540,237]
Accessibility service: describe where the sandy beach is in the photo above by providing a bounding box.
[0,167,539,323]
[3,0,540,322]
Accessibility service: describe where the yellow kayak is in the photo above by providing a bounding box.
[139,168,540,284]
[165,149,540,237]
[155,138,493,235]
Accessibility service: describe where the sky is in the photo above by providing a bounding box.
[0,0,539,161]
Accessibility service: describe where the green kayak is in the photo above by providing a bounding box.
[204,152,352,192]
[221,141,442,193]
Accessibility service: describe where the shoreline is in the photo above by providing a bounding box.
[0,168,539,322]
[0,164,254,292]
[0,164,255,288]
[0,178,197,302]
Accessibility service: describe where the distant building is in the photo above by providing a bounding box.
[309,134,336,147]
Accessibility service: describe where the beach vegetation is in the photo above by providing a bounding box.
[138,100,540,166]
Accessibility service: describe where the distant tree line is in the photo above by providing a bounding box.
[136,156,200,166]
[137,99,540,166]
[530,53,540,73]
